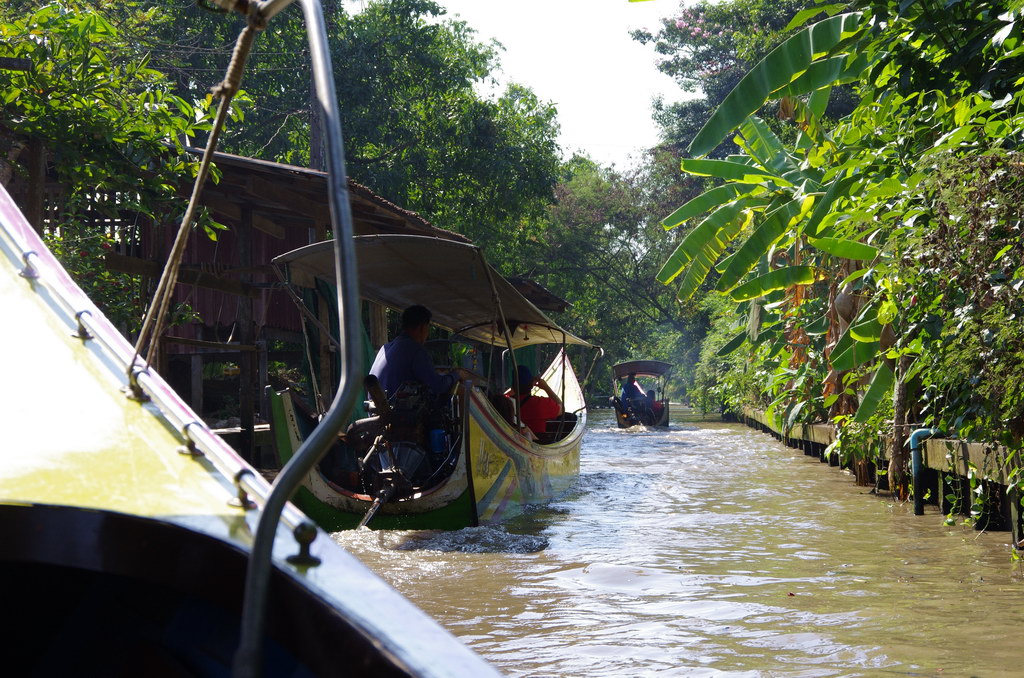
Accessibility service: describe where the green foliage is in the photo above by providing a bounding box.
[44,230,141,329]
[660,0,1024,498]
[852,362,894,423]
[527,151,710,396]
[635,0,857,157]
[728,265,821,301]
[1,2,210,201]
[1,1,212,330]
[687,12,865,158]
[912,152,1024,444]
[691,295,754,414]
[133,0,562,272]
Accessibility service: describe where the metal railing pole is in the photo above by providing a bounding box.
[233,0,362,675]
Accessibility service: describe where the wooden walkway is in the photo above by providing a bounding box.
[738,408,1021,543]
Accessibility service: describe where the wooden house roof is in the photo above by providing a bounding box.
[188,149,470,243]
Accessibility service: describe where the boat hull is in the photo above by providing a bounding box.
[273,354,585,530]
[612,398,671,429]
[0,181,497,676]
[0,503,410,677]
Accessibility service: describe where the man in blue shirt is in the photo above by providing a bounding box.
[621,373,645,404]
[369,305,458,396]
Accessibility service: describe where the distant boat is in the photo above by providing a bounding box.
[270,234,597,530]
[0,183,496,676]
[610,360,674,428]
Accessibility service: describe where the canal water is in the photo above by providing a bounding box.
[332,410,1024,677]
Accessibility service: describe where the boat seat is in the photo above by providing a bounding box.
[534,413,577,444]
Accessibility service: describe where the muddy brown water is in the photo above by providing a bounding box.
[332,410,1024,677]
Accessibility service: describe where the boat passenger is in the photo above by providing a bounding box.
[370,304,463,397]
[621,373,645,406]
[507,365,563,437]
[647,389,664,420]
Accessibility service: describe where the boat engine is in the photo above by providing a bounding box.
[353,378,439,527]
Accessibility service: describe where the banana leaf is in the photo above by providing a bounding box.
[771,52,871,99]
[805,313,830,335]
[680,158,793,186]
[675,213,749,300]
[715,250,738,274]
[735,117,796,174]
[716,329,748,356]
[808,236,879,260]
[830,339,879,372]
[688,12,865,157]
[785,400,807,433]
[661,183,757,230]
[656,201,748,284]
[728,265,822,301]
[804,175,855,237]
[794,87,832,149]
[717,199,802,292]
[785,3,849,31]
[849,317,882,342]
[853,362,895,423]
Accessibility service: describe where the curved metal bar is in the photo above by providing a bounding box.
[582,345,603,388]
[234,0,363,675]
[479,248,521,424]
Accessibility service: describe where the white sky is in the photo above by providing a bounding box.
[343,0,687,168]
[436,0,686,168]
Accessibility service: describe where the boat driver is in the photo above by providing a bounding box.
[370,304,467,397]
[621,373,646,407]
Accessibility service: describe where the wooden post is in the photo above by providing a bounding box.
[190,353,204,412]
[258,339,268,414]
[238,206,255,463]
[25,139,45,235]
[888,355,913,498]
[368,302,389,350]
[1009,485,1022,547]
[311,219,333,409]
[317,294,334,407]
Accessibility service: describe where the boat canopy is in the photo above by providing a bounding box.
[612,360,674,380]
[274,235,592,350]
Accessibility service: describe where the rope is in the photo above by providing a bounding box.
[128,11,264,390]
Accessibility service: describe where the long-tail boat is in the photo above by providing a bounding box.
[0,182,495,676]
[1,0,498,674]
[270,234,599,530]
[610,360,673,428]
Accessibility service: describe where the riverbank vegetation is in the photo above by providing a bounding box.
[655,0,1024,517]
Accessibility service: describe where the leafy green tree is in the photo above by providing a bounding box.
[522,152,710,395]
[0,1,211,329]
[121,0,561,270]
[662,0,1024,495]
[634,0,855,156]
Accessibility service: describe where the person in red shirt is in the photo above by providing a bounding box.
[506,365,563,438]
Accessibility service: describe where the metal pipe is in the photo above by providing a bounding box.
[910,428,941,516]
[257,0,299,21]
[480,249,521,425]
[234,0,362,675]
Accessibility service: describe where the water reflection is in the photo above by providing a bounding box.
[333,410,1024,677]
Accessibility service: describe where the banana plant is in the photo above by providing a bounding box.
[656,9,893,423]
